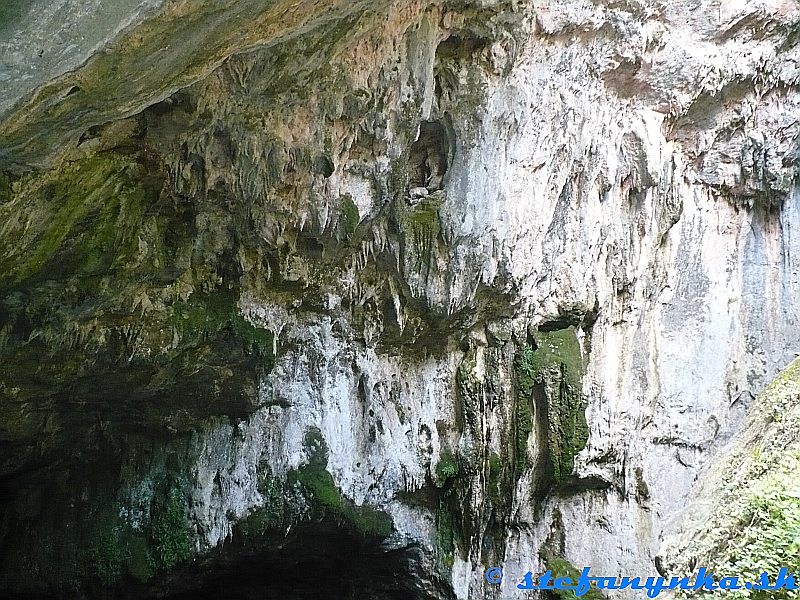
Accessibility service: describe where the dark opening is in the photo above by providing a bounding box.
[408,121,449,192]
[153,523,437,600]
[313,155,335,178]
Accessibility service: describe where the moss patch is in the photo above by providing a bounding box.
[0,143,277,452]
[13,473,195,593]
[435,500,457,569]
[149,484,192,572]
[487,452,504,505]
[234,427,395,540]
[514,343,537,472]
[515,326,588,484]
[238,474,287,537]
[393,192,443,275]
[661,358,800,599]
[289,463,392,538]
[89,519,128,586]
[543,552,606,600]
[0,152,146,283]
[435,450,459,484]
[339,194,360,240]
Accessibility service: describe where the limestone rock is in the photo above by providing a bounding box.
[1,0,800,598]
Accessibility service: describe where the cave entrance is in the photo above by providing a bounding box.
[408,121,449,194]
[156,522,440,600]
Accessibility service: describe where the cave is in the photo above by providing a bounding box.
[3,521,439,600]
[407,121,449,193]
[144,525,438,600]
[0,442,446,600]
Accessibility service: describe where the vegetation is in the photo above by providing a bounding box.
[290,462,393,538]
[0,153,146,283]
[339,194,360,239]
[80,478,192,589]
[487,452,504,505]
[149,484,192,571]
[515,327,588,482]
[514,343,537,472]
[393,193,444,274]
[435,450,459,483]
[274,427,394,538]
[435,501,457,569]
[718,451,800,597]
[543,552,606,600]
[668,358,800,599]
[238,474,286,537]
[89,522,128,586]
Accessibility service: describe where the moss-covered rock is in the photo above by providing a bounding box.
[435,450,460,484]
[338,194,361,240]
[660,357,800,599]
[542,551,606,600]
[88,519,129,586]
[0,465,196,595]
[289,463,393,538]
[514,343,537,472]
[0,137,278,476]
[515,326,588,487]
[237,428,393,541]
[149,484,192,572]
[393,192,444,277]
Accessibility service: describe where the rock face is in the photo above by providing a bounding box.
[658,357,800,595]
[1,1,799,598]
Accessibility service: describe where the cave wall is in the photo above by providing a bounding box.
[1,0,800,598]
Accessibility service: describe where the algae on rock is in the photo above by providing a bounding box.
[515,326,588,488]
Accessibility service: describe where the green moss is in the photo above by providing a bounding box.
[489,453,503,478]
[0,153,145,283]
[53,481,192,590]
[544,552,605,600]
[239,475,286,537]
[339,194,360,239]
[302,426,328,465]
[527,328,584,390]
[239,450,392,541]
[487,452,504,505]
[148,485,191,572]
[89,522,128,586]
[281,428,392,538]
[289,462,392,538]
[516,327,588,482]
[171,289,275,370]
[233,313,275,364]
[435,450,459,483]
[435,500,456,569]
[514,344,536,472]
[394,193,443,273]
[0,171,12,201]
[457,344,480,387]
[0,140,285,479]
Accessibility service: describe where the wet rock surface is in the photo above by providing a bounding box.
[1,1,800,598]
